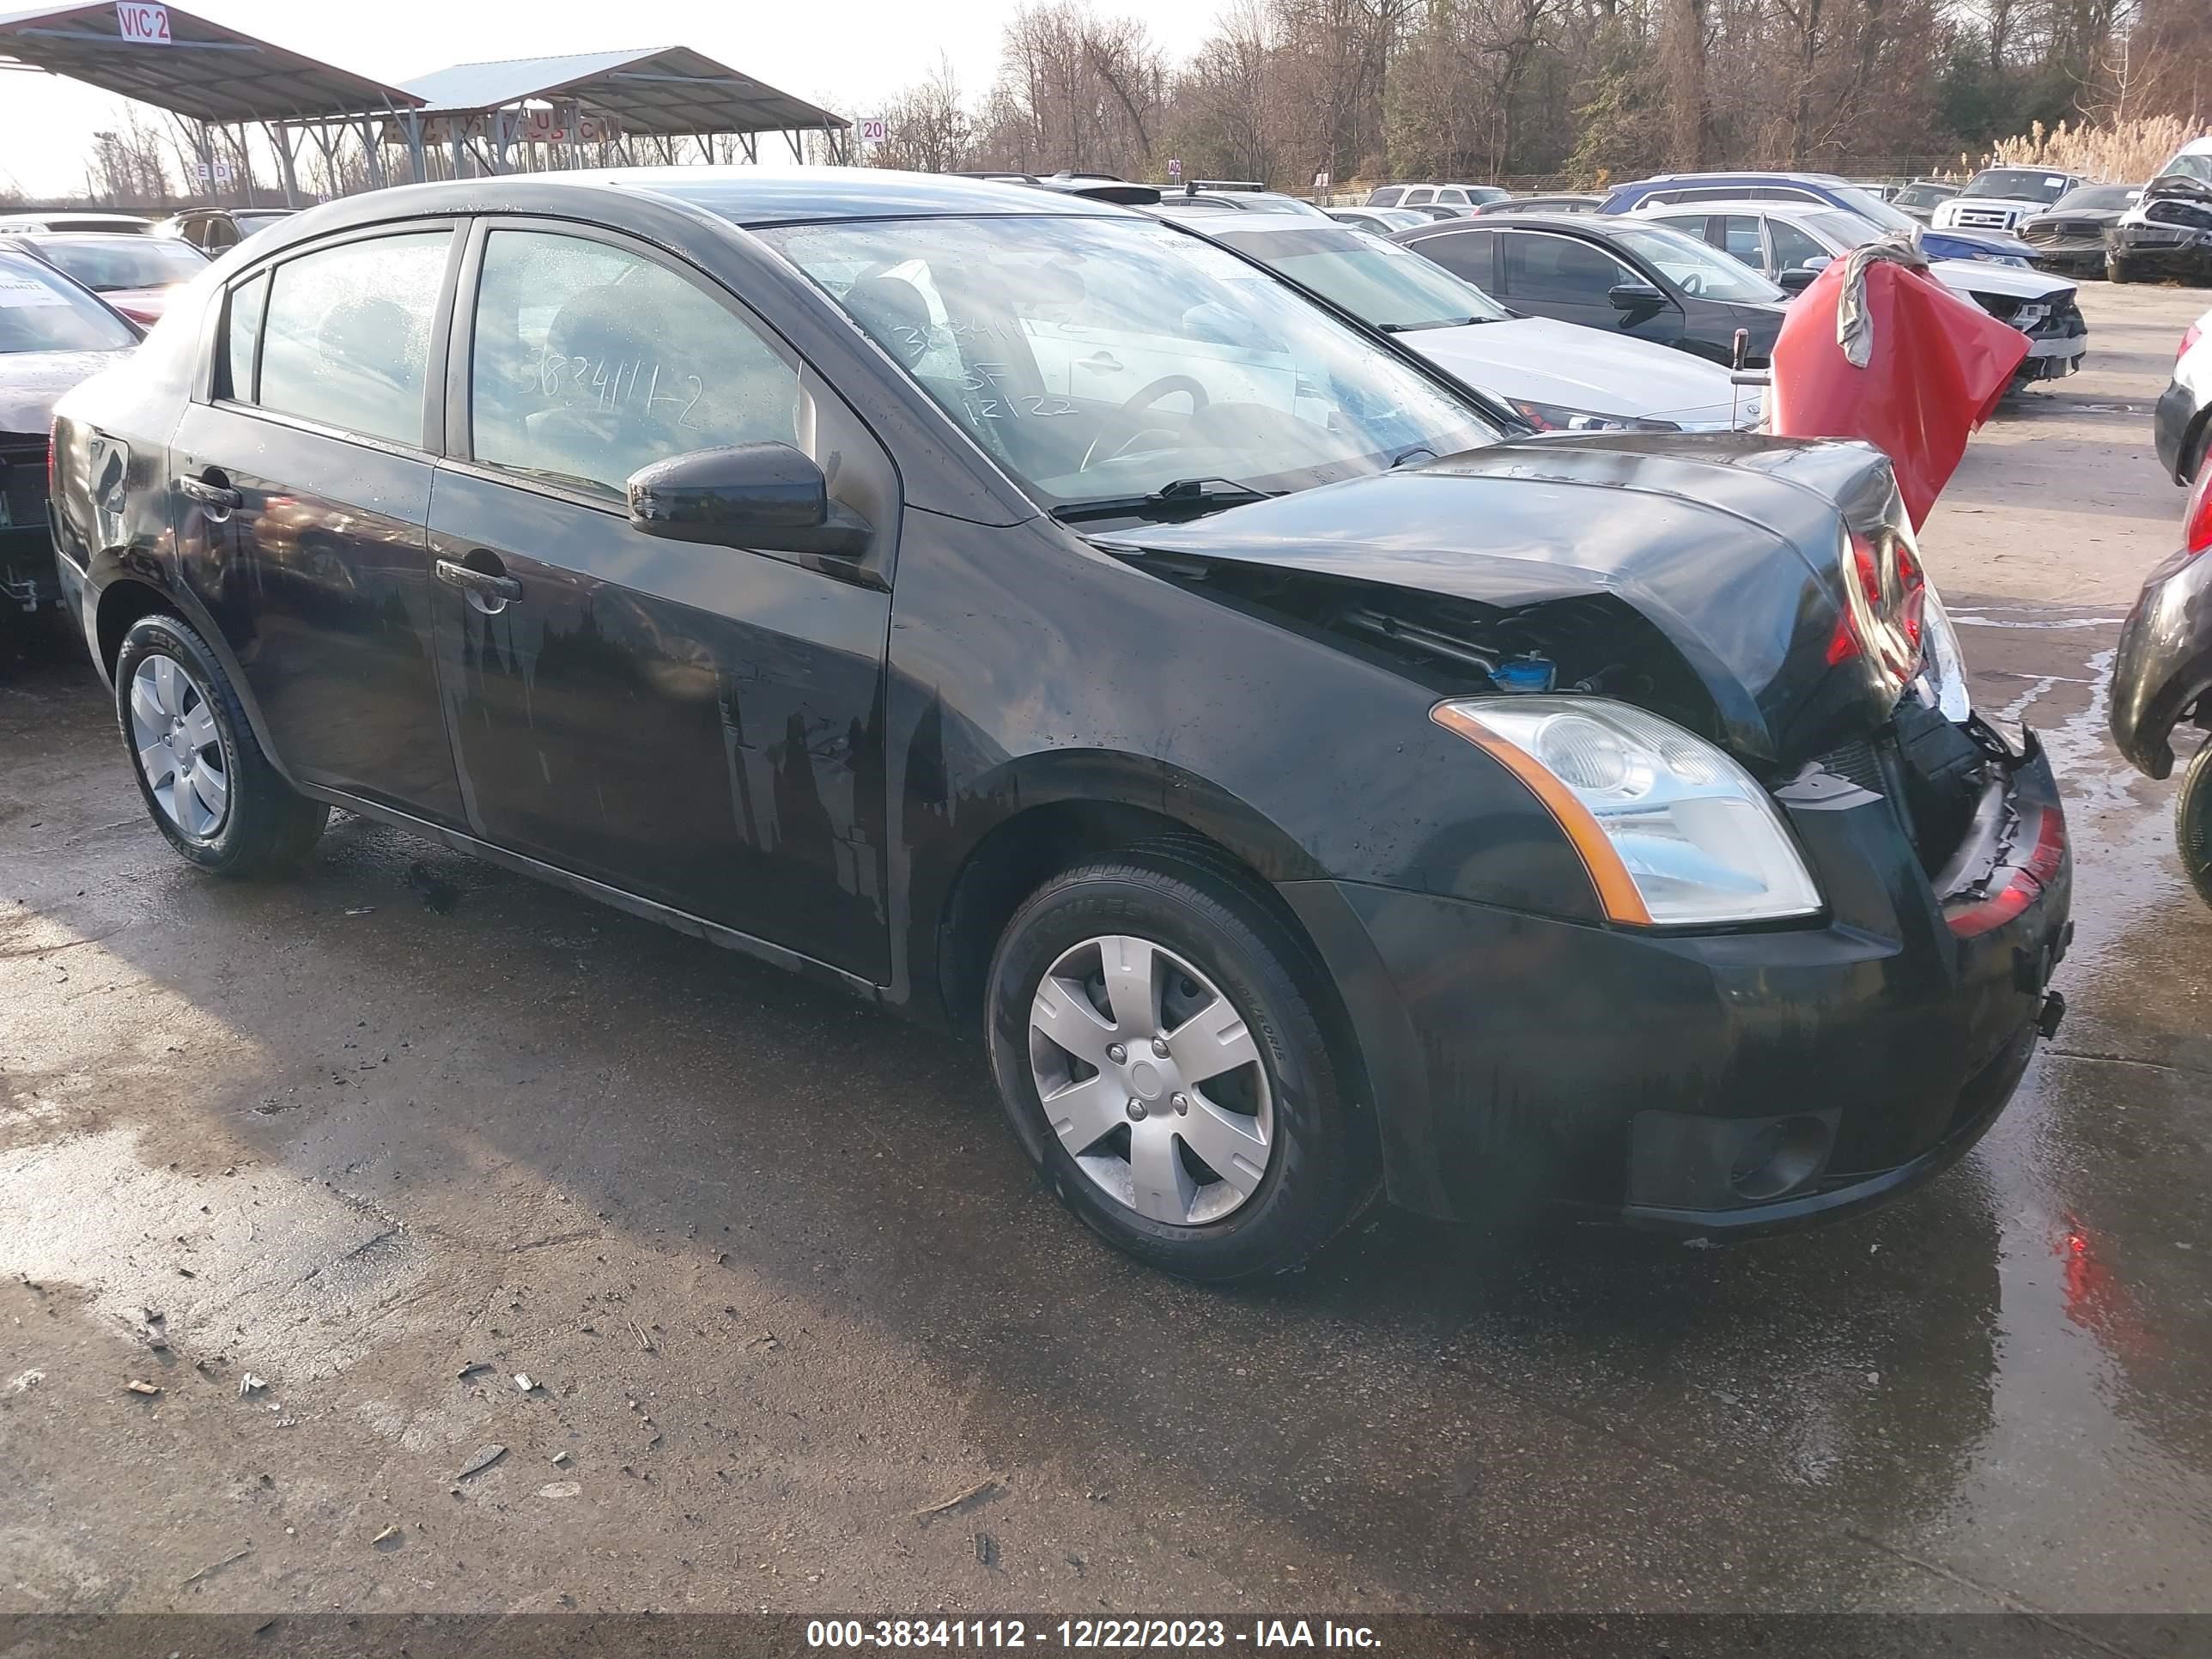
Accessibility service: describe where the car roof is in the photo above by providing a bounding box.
[1632,171,1850,185]
[1402,212,1600,233]
[1185,210,1361,235]
[1639,198,1845,220]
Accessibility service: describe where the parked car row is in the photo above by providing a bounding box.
[41,168,2070,1279]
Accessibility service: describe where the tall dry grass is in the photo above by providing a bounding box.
[1973,115,2203,183]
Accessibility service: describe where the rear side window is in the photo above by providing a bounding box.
[1403,187,1434,204]
[467,228,801,499]
[256,231,448,447]
[1437,188,1468,205]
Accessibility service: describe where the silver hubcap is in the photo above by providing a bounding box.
[1028,934,1274,1227]
[129,653,229,842]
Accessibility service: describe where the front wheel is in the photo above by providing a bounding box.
[2105,253,2138,284]
[2179,738,2212,908]
[114,612,328,876]
[986,846,1375,1281]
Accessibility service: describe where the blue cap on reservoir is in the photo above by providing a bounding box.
[1493,657,1556,692]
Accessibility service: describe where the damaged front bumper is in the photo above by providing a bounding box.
[1281,721,2070,1235]
[2110,222,2212,278]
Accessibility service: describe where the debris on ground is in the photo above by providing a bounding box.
[344,907,375,917]
[514,1373,535,1393]
[538,1481,582,1499]
[239,1373,267,1398]
[550,1450,571,1466]
[629,1320,653,1352]
[179,1546,252,1589]
[975,1531,998,1568]
[457,1362,494,1382]
[125,1378,161,1395]
[405,861,459,913]
[456,1444,507,1480]
[913,1478,1003,1522]
[372,1524,402,1546]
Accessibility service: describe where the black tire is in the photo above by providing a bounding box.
[2179,738,2212,909]
[2105,253,2137,285]
[113,611,327,877]
[985,843,1376,1281]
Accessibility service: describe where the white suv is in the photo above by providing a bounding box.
[1934,167,2089,233]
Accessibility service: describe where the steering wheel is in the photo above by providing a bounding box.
[1079,375,1210,472]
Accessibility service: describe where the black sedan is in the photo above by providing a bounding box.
[1,246,136,634]
[2018,184,2141,276]
[1390,212,1793,367]
[49,171,2069,1278]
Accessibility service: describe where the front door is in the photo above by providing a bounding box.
[1495,229,1683,351]
[426,223,896,981]
[175,227,464,823]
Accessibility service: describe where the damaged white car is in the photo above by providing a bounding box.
[1644,199,2087,386]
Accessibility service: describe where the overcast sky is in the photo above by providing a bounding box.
[0,0,1222,197]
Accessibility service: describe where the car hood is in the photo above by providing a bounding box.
[1401,315,1758,425]
[1096,434,1910,766]
[1925,258,2075,301]
[0,348,132,434]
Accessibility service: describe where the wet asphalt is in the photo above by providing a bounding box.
[1,284,2208,1638]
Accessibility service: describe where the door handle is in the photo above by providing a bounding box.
[180,473,242,517]
[1078,352,1123,372]
[436,557,523,607]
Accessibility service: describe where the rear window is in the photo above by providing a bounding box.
[32,236,207,294]
[0,254,137,354]
[252,231,448,447]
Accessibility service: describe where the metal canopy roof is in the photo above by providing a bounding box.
[0,2,422,121]
[402,46,848,134]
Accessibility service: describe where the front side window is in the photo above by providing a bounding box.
[1211,224,1510,331]
[1502,232,1637,303]
[0,253,137,353]
[1769,217,1834,270]
[257,231,448,447]
[1403,188,1435,204]
[1717,216,1765,265]
[758,213,1498,514]
[1605,222,1786,301]
[469,228,801,498]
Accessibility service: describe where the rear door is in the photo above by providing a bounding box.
[425,221,896,979]
[173,224,465,823]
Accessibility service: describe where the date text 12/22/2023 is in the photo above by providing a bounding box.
[805,1620,1382,1649]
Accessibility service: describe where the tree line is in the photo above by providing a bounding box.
[863,0,2209,189]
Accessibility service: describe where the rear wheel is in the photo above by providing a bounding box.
[2179,738,2212,908]
[985,847,1373,1281]
[114,612,327,876]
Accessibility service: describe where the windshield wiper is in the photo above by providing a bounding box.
[1052,477,1281,524]
[1377,316,1490,332]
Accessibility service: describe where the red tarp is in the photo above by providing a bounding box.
[1766,256,2028,529]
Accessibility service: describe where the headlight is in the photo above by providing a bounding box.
[1432,697,1824,927]
[1507,398,1680,434]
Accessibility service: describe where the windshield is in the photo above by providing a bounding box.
[758,213,1499,514]
[1209,224,1510,331]
[2154,151,2212,187]
[1827,185,1918,233]
[0,255,136,352]
[2051,185,2134,212]
[1607,222,1786,301]
[1806,209,1883,249]
[30,235,206,292]
[1893,183,1954,209]
[1962,168,2071,204]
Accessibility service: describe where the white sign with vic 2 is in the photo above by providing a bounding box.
[115,3,172,43]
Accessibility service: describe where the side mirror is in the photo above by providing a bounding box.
[1778,266,1819,294]
[1607,279,1665,312]
[627,443,870,558]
